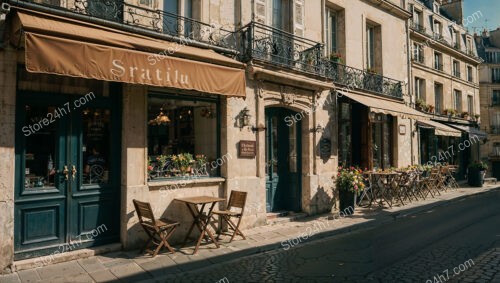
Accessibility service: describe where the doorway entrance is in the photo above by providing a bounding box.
[265,107,302,212]
[14,91,121,259]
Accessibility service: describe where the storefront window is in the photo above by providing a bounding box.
[372,114,392,170]
[147,94,219,179]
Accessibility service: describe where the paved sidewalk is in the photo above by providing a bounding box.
[1,184,498,283]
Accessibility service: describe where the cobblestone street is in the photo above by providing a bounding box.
[155,188,500,283]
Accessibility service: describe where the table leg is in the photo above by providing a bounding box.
[182,203,203,247]
[193,202,220,254]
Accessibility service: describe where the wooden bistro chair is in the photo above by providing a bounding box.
[213,191,248,243]
[133,199,180,257]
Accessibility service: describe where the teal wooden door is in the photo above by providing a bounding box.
[15,91,121,259]
[265,108,301,212]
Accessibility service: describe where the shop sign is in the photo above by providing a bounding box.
[239,141,256,158]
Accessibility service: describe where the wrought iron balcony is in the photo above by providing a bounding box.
[409,21,426,34]
[412,54,424,64]
[453,71,461,78]
[239,21,323,75]
[323,60,403,99]
[16,0,238,52]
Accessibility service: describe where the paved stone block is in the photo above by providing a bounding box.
[36,261,86,280]
[77,257,106,273]
[17,269,40,283]
[0,273,21,283]
[88,269,119,282]
[108,262,151,282]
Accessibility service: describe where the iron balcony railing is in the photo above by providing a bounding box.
[412,54,424,64]
[410,21,426,34]
[17,0,238,52]
[239,21,323,75]
[453,71,461,78]
[323,60,403,99]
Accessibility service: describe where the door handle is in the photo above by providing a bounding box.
[63,165,69,180]
[71,165,77,180]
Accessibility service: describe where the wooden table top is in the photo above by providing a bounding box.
[175,196,225,205]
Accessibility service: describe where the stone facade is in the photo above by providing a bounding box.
[0,0,451,273]
[408,0,482,166]
[477,29,500,177]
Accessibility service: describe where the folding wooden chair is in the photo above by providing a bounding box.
[213,191,247,243]
[133,199,179,257]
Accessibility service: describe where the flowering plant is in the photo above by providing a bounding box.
[170,153,194,173]
[334,166,366,193]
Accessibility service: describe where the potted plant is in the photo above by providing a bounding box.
[329,52,343,63]
[474,114,480,122]
[467,161,488,187]
[194,154,208,176]
[415,99,426,111]
[427,104,435,114]
[443,108,457,117]
[171,153,194,175]
[461,111,470,119]
[334,166,365,214]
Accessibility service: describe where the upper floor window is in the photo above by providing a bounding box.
[415,77,425,101]
[467,95,473,114]
[467,66,473,82]
[466,38,473,54]
[366,22,381,71]
[413,43,424,63]
[435,83,443,114]
[493,68,500,83]
[271,0,292,31]
[434,52,443,71]
[366,24,375,70]
[493,90,500,106]
[325,9,338,55]
[433,20,442,37]
[164,0,194,37]
[454,90,462,112]
[413,9,423,27]
[452,60,460,78]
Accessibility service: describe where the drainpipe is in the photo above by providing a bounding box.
[406,18,414,165]
[7,0,239,56]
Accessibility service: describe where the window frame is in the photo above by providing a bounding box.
[453,89,462,112]
[147,92,222,181]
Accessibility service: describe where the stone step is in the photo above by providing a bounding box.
[266,212,308,225]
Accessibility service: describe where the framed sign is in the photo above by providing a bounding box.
[399,124,406,135]
[239,140,256,158]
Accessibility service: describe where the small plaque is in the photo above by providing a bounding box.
[399,124,406,135]
[239,140,256,158]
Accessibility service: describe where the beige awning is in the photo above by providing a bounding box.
[339,91,430,120]
[13,10,246,97]
[417,120,462,137]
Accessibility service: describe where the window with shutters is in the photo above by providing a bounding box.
[163,0,195,37]
[293,0,304,37]
[365,21,381,72]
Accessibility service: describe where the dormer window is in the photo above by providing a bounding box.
[433,3,439,14]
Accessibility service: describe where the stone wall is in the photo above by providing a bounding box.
[0,47,16,274]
